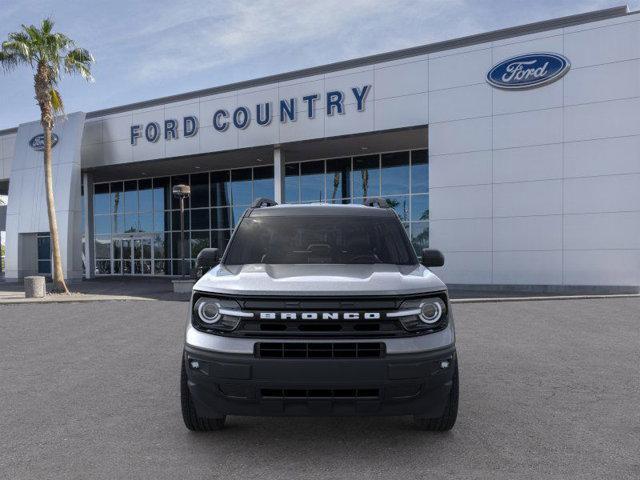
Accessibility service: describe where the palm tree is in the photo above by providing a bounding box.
[361,169,369,200]
[0,18,93,293]
[331,172,339,203]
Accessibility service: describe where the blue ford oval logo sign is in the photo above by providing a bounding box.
[487,53,570,90]
[29,133,59,151]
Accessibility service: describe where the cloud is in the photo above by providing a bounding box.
[110,0,468,82]
[105,0,630,84]
[1,0,639,130]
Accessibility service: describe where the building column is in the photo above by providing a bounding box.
[273,146,285,204]
[82,172,94,279]
[4,113,85,281]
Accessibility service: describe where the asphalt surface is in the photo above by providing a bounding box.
[1,298,639,479]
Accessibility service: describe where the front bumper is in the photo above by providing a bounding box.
[183,323,456,417]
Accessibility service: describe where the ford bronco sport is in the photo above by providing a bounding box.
[181,198,458,431]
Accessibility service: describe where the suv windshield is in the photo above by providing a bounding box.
[224,215,417,265]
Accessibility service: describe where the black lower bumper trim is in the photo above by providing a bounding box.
[183,344,456,417]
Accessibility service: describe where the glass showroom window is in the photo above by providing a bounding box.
[284,149,429,253]
[326,158,351,203]
[93,165,274,276]
[353,154,381,200]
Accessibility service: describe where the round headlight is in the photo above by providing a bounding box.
[419,299,445,324]
[196,299,221,324]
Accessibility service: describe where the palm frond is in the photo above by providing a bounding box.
[50,87,64,113]
[41,17,54,35]
[0,33,34,70]
[0,50,19,71]
[52,32,73,51]
[2,32,33,60]
[64,47,94,81]
[23,24,43,46]
[7,31,32,49]
[2,41,28,58]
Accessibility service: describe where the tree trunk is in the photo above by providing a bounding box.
[362,170,369,199]
[43,123,69,293]
[35,65,69,294]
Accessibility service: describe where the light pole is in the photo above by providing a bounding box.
[172,184,191,278]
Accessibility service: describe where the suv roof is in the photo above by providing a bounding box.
[248,203,395,217]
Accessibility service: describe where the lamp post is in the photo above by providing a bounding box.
[172,184,191,278]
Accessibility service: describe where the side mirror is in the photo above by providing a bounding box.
[421,248,444,268]
[196,248,220,277]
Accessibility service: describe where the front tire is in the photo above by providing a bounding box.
[414,360,459,431]
[181,357,226,431]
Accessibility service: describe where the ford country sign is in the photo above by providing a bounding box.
[487,53,570,90]
[29,133,59,151]
[129,85,371,146]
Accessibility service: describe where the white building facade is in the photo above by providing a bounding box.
[1,5,639,292]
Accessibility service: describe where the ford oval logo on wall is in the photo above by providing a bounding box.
[487,53,570,90]
[29,133,59,151]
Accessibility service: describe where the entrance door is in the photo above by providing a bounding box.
[133,237,153,275]
[112,235,154,275]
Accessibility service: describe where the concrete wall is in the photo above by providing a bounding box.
[79,62,429,168]
[4,113,85,280]
[0,132,16,181]
[428,15,640,287]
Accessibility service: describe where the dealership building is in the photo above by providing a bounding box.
[1,5,639,292]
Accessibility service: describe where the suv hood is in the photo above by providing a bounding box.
[194,264,446,297]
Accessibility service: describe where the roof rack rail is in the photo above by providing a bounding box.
[252,197,278,208]
[363,197,389,208]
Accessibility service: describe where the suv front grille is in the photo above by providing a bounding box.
[261,388,380,399]
[238,318,404,337]
[256,342,384,359]
[229,296,411,338]
[211,294,448,338]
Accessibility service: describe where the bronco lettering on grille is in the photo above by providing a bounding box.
[259,312,381,320]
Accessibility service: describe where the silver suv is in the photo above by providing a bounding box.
[181,199,458,431]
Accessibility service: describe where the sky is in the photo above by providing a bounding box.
[0,0,638,130]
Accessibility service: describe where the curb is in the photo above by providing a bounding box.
[0,295,153,305]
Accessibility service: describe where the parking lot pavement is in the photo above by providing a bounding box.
[1,298,639,480]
